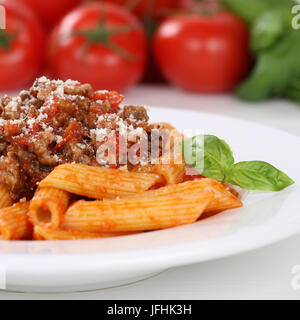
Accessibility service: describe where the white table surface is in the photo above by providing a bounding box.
[1,85,300,300]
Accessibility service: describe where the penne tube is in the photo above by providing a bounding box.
[151,122,177,131]
[201,179,243,213]
[0,184,13,209]
[151,122,185,141]
[151,122,185,153]
[39,164,164,199]
[62,190,213,233]
[132,163,185,185]
[0,202,32,240]
[133,149,185,185]
[131,123,185,185]
[33,225,134,241]
[146,178,242,213]
[116,178,243,213]
[152,163,185,185]
[29,188,71,228]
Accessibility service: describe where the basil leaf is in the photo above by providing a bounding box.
[251,9,284,53]
[225,161,294,191]
[182,135,234,182]
[181,135,205,174]
[182,135,294,192]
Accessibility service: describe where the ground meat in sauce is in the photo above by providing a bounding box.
[0,77,154,201]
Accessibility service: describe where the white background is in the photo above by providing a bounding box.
[1,85,300,300]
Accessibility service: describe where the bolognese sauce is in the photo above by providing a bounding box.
[0,77,153,201]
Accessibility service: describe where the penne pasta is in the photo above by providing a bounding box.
[0,184,13,209]
[152,163,185,185]
[29,188,71,228]
[132,162,185,185]
[0,202,32,240]
[39,164,164,199]
[201,179,243,213]
[0,78,255,242]
[151,121,185,154]
[132,142,186,185]
[151,122,185,142]
[151,122,177,131]
[135,178,243,213]
[33,225,133,241]
[152,123,185,184]
[62,190,213,233]
[104,178,242,213]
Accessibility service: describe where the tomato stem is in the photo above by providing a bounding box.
[76,20,136,61]
[0,30,15,51]
[142,15,158,39]
[141,0,159,39]
[106,41,136,61]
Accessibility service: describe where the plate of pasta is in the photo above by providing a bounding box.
[0,77,299,292]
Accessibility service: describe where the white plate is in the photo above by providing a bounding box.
[0,107,299,293]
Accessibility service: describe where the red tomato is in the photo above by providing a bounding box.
[179,0,218,10]
[49,3,147,92]
[19,0,80,27]
[101,0,179,19]
[0,0,45,91]
[154,11,251,93]
[100,1,179,85]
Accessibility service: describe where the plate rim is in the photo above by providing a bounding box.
[1,108,300,276]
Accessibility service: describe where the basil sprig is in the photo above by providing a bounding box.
[182,135,294,191]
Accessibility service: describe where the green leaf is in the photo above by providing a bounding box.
[222,0,269,23]
[181,135,204,173]
[225,161,294,191]
[236,31,300,101]
[222,0,297,24]
[223,0,300,103]
[251,10,284,53]
[202,135,234,181]
[285,78,300,104]
[182,135,294,192]
[182,135,234,182]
